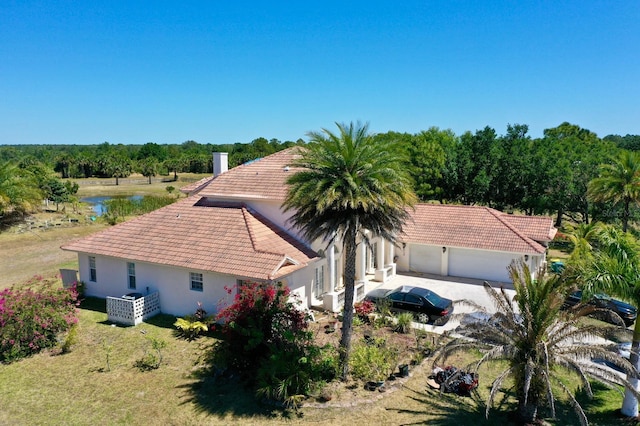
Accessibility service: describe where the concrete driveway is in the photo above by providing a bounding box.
[375,272,516,334]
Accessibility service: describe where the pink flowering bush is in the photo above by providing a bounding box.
[212,281,338,405]
[215,282,309,369]
[0,276,79,363]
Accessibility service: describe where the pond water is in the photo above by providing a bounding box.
[81,195,143,216]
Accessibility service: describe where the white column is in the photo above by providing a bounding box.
[387,240,394,265]
[328,243,336,292]
[357,242,366,281]
[377,238,385,271]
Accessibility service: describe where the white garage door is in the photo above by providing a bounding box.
[409,244,441,274]
[448,248,516,283]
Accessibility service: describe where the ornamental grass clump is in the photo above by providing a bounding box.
[0,276,79,363]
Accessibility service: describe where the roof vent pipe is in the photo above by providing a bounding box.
[213,152,228,177]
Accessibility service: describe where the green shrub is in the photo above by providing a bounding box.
[103,195,175,218]
[395,312,413,334]
[352,315,363,327]
[214,282,335,405]
[372,313,390,329]
[349,338,399,382]
[374,297,392,317]
[60,323,79,354]
[174,317,208,340]
[134,336,167,371]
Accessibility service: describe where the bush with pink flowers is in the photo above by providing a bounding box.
[211,281,338,406]
[0,276,79,363]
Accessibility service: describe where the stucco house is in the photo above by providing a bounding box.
[62,148,556,316]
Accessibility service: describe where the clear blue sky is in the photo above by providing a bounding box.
[1,1,638,145]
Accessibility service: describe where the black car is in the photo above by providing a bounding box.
[563,290,637,326]
[364,285,453,324]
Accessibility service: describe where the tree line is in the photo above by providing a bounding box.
[1,123,639,230]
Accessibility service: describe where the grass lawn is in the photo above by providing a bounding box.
[0,299,630,425]
[0,178,633,425]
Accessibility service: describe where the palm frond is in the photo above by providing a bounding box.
[486,367,513,419]
[553,378,589,426]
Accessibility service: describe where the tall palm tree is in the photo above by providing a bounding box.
[283,122,416,379]
[587,150,640,232]
[436,261,637,425]
[567,224,640,417]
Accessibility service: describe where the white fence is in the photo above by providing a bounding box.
[106,292,161,326]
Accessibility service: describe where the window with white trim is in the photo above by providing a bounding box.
[127,262,136,289]
[89,256,97,282]
[190,272,203,292]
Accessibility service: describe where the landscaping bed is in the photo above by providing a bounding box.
[303,310,440,406]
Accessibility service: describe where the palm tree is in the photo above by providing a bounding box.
[435,261,638,425]
[567,224,640,417]
[587,150,640,232]
[138,158,158,184]
[283,122,416,379]
[564,221,604,263]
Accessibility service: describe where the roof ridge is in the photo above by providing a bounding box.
[485,207,544,252]
[242,205,312,259]
[241,206,261,254]
[245,205,318,258]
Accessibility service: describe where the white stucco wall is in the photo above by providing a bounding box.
[78,253,237,316]
[395,243,543,284]
[76,252,319,317]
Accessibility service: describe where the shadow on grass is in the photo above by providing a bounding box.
[176,341,296,422]
[80,297,179,331]
[79,296,107,313]
[144,313,178,330]
[386,385,519,426]
[568,380,637,426]
[392,381,630,426]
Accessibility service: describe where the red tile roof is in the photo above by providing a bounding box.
[500,214,557,242]
[61,197,317,280]
[63,149,556,280]
[402,204,555,254]
[179,176,215,195]
[198,148,302,201]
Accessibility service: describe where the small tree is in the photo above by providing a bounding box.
[138,158,159,184]
[43,178,69,211]
[435,261,638,425]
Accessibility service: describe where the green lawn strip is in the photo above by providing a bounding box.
[0,306,628,425]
